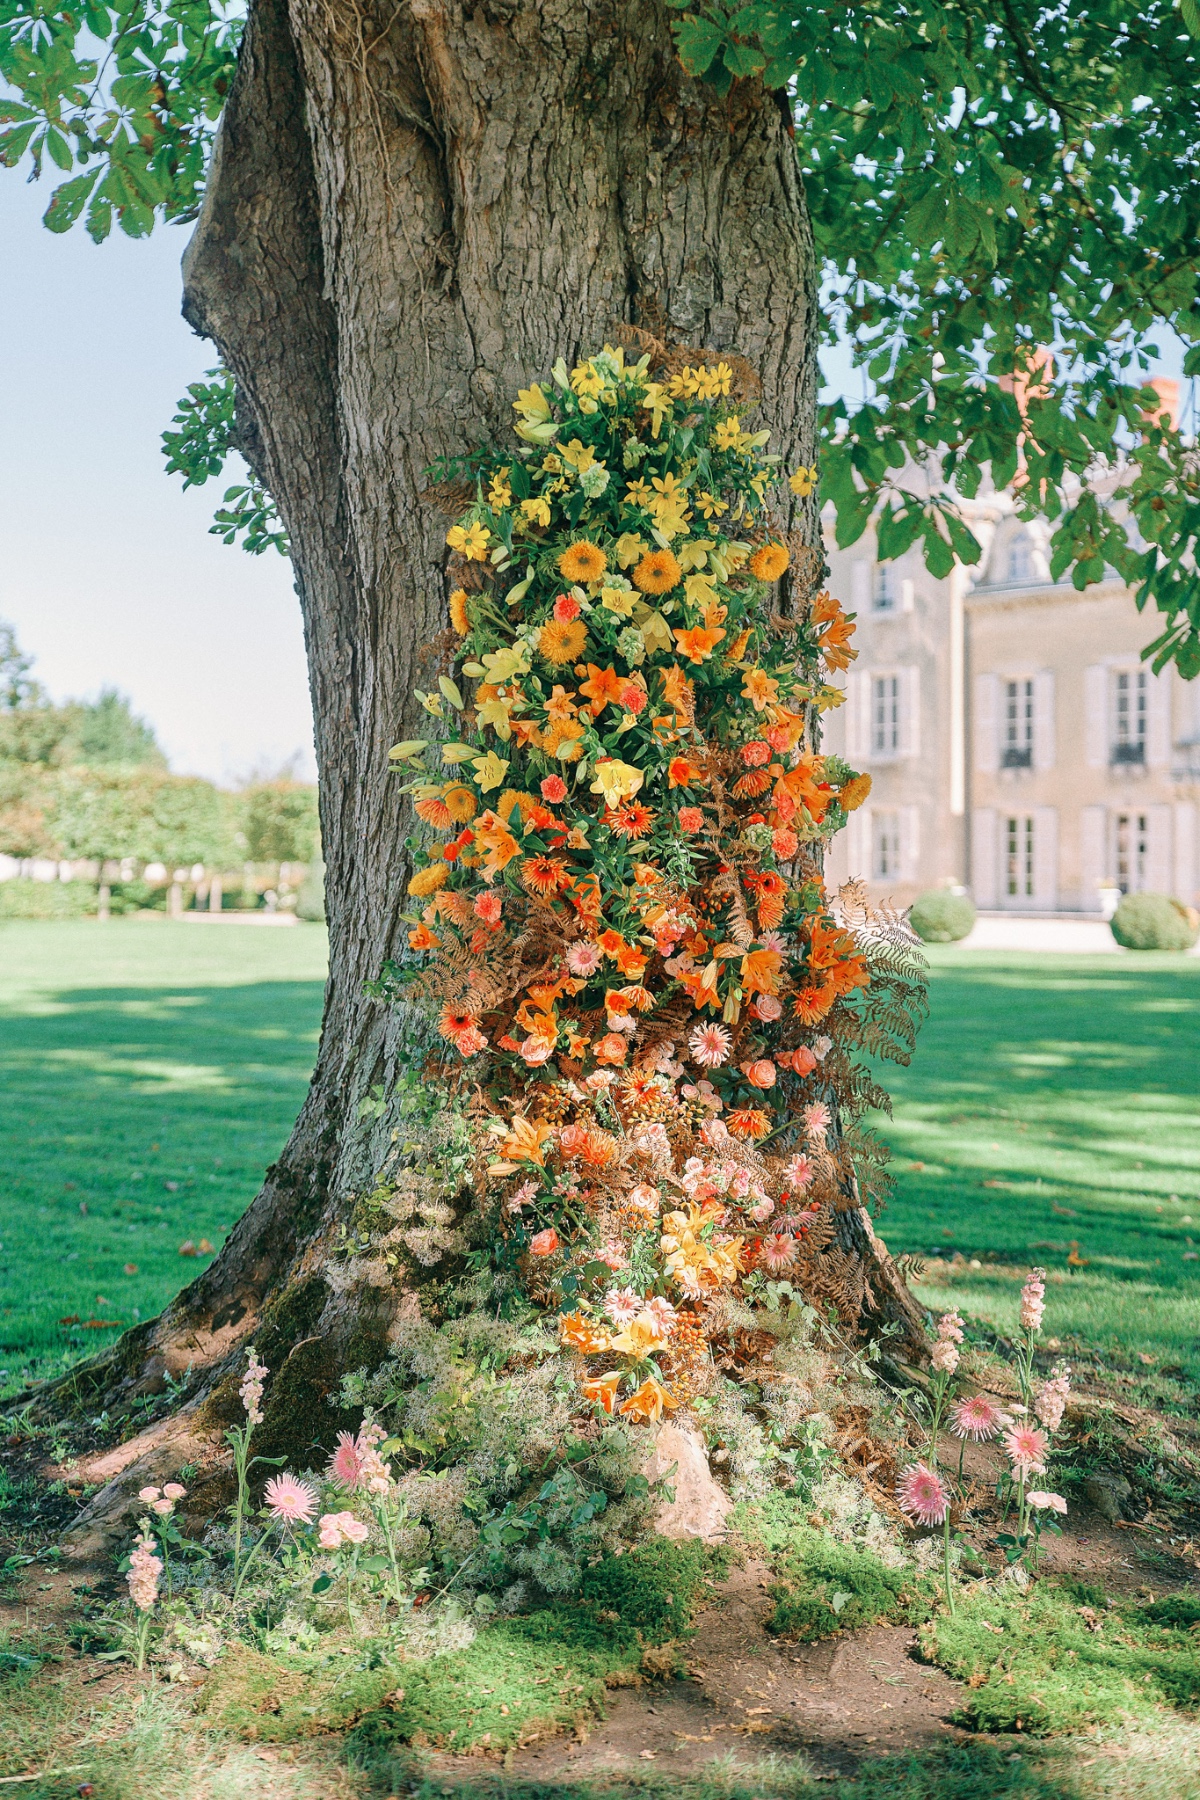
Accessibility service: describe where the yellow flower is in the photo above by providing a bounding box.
[513,383,551,424]
[609,1311,668,1359]
[640,382,672,439]
[619,1377,675,1424]
[520,495,552,528]
[748,542,790,581]
[698,362,733,399]
[446,521,490,561]
[600,586,636,618]
[569,361,606,399]
[488,471,512,510]
[712,415,746,452]
[561,437,598,473]
[558,541,607,583]
[476,694,515,739]
[407,863,449,897]
[683,571,721,609]
[480,644,530,684]
[624,478,653,508]
[789,465,818,497]
[639,611,673,653]
[471,750,511,792]
[590,759,644,804]
[615,532,649,568]
[448,589,471,635]
[695,489,728,518]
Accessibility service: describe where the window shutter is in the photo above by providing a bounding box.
[901,666,921,757]
[842,807,870,882]
[851,561,869,610]
[844,671,869,760]
[1032,807,1058,908]
[1144,804,1173,892]
[1174,803,1196,904]
[901,578,915,614]
[1146,668,1172,770]
[1079,806,1107,911]
[972,808,998,907]
[974,673,999,775]
[1084,665,1108,768]
[1033,670,1056,771]
[900,805,921,884]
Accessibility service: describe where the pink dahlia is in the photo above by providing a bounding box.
[264,1472,318,1525]
[473,891,503,925]
[897,1461,949,1527]
[644,1295,678,1338]
[678,807,704,833]
[772,828,799,859]
[1004,1423,1049,1476]
[540,774,568,802]
[689,1023,732,1068]
[329,1430,366,1490]
[951,1394,1005,1442]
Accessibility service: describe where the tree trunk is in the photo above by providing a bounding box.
[42,0,924,1535]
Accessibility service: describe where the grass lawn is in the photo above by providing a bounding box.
[874,948,1200,1375]
[0,918,327,1389]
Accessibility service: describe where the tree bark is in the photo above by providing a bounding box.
[40,0,922,1521]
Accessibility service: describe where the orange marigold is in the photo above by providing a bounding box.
[414,795,453,830]
[748,542,790,581]
[839,773,872,811]
[443,784,479,823]
[538,617,588,666]
[448,588,471,635]
[632,549,682,594]
[558,540,607,583]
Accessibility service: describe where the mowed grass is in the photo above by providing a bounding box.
[873,949,1200,1373]
[0,919,327,1388]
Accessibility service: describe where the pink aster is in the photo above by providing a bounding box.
[951,1394,1005,1442]
[689,1023,732,1068]
[264,1472,318,1525]
[329,1430,366,1490]
[1004,1423,1049,1476]
[897,1461,949,1527]
[567,941,602,977]
[759,1234,797,1274]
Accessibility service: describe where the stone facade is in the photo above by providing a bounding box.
[821,500,1200,914]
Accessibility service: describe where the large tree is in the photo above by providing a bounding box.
[1,0,1197,1502]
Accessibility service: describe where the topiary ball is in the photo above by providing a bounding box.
[909,889,977,944]
[1110,892,1198,952]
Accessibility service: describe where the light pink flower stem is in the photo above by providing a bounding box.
[943,1509,955,1616]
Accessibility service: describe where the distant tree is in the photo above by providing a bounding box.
[239,779,319,865]
[0,619,42,712]
[61,688,166,768]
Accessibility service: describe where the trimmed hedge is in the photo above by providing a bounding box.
[1110,892,1198,952]
[909,889,976,944]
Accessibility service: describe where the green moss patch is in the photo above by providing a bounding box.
[923,1578,1200,1735]
[197,1645,403,1741]
[764,1527,935,1642]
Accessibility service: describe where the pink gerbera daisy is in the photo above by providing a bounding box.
[329,1430,366,1490]
[951,1394,1005,1442]
[689,1023,732,1068]
[264,1472,318,1524]
[897,1461,949,1527]
[804,1102,831,1141]
[759,1234,797,1274]
[567,941,602,977]
[604,1286,641,1326]
[1004,1423,1049,1476]
[784,1154,814,1193]
[644,1295,678,1337]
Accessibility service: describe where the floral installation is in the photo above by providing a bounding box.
[376,339,927,1428]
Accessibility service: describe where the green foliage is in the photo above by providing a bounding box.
[0,878,96,919]
[240,778,319,863]
[924,1577,1200,1734]
[0,619,42,711]
[295,855,325,922]
[672,0,1200,675]
[161,370,288,555]
[0,686,164,771]
[909,890,977,946]
[765,1526,931,1641]
[1110,892,1199,952]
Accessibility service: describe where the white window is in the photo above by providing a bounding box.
[872,674,901,756]
[1005,814,1036,899]
[1008,534,1035,582]
[1114,811,1148,892]
[1002,679,1034,769]
[872,811,901,879]
[873,564,896,613]
[1112,669,1147,766]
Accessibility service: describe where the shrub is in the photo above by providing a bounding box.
[0,878,96,920]
[295,856,325,922]
[1110,892,1198,952]
[765,1527,933,1640]
[909,889,977,943]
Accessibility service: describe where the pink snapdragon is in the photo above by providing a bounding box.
[127,1530,162,1612]
[240,1349,268,1425]
[1019,1268,1046,1334]
[1035,1369,1071,1432]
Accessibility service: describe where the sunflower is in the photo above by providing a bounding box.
[632,548,682,594]
[558,540,607,583]
[448,588,471,635]
[521,854,571,896]
[443,784,479,823]
[538,617,588,666]
[748,542,790,581]
[605,800,655,839]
